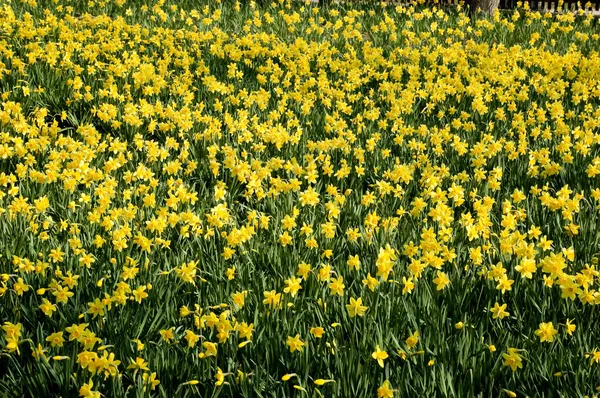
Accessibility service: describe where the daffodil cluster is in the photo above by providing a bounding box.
[1,0,600,396]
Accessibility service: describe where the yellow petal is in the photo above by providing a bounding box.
[238,340,252,348]
[282,373,296,381]
[314,379,335,386]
